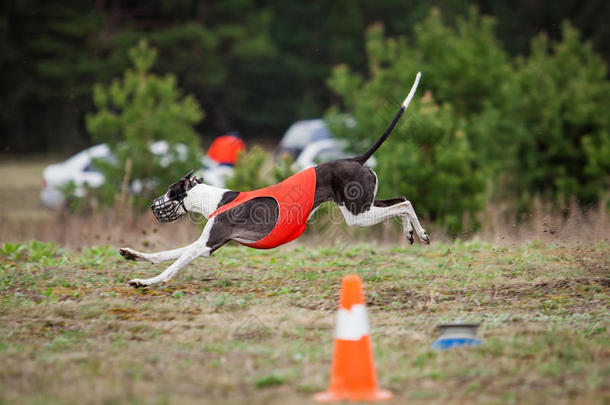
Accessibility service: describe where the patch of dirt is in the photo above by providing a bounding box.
[488,277,609,298]
[108,307,139,320]
[364,277,609,309]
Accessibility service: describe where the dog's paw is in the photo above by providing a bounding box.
[119,248,139,261]
[420,231,430,245]
[406,229,414,245]
[127,279,146,288]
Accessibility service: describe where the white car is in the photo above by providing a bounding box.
[41,141,226,209]
[278,119,333,159]
[41,144,113,209]
[278,118,376,171]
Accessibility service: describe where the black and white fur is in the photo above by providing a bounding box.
[120,72,429,288]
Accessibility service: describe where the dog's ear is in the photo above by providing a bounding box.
[182,177,191,191]
[181,169,196,191]
[182,169,195,181]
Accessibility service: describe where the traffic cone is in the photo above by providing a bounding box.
[314,274,393,402]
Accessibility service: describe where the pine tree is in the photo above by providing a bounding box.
[85,40,204,207]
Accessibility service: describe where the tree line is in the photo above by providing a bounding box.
[2,0,609,153]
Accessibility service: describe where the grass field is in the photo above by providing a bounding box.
[0,239,608,404]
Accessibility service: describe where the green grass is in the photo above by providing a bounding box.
[0,240,608,404]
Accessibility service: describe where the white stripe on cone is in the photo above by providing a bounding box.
[335,304,370,341]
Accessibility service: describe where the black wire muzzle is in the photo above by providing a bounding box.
[150,193,188,223]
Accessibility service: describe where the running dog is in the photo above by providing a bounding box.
[120,72,429,287]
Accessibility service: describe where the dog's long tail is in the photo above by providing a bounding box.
[354,71,421,165]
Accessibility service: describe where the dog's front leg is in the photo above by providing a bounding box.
[126,218,221,288]
[127,243,209,287]
[118,246,190,264]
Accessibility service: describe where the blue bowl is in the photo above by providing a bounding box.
[432,322,481,350]
[432,337,482,350]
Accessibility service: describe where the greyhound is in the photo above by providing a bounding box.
[120,72,429,288]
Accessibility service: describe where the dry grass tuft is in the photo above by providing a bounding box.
[477,195,610,245]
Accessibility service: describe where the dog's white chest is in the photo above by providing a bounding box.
[182,184,228,218]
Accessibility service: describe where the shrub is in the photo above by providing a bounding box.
[225,146,270,191]
[504,23,610,208]
[326,12,490,235]
[326,8,610,234]
[225,146,295,191]
[85,40,205,208]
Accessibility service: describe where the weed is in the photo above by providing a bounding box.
[0,242,26,261]
[256,374,285,388]
[26,240,58,262]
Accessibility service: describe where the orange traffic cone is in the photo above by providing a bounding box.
[315,274,393,402]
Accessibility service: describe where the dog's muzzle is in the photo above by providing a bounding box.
[151,194,187,223]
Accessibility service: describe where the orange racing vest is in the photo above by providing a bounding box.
[209,167,317,249]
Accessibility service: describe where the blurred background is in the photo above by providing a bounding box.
[1,0,609,247]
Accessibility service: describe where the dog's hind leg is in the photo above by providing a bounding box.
[338,198,430,244]
[127,218,229,288]
[373,198,414,243]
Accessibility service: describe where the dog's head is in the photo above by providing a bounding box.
[151,170,202,223]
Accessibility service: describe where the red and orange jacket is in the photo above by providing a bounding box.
[209,167,317,249]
